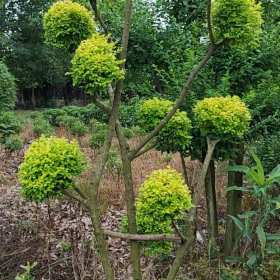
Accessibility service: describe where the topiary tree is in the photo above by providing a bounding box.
[17,0,262,279]
[43,0,96,52]
[0,61,17,112]
[193,95,251,251]
[135,167,193,255]
[18,136,86,202]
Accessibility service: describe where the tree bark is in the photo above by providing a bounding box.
[224,145,244,256]
[180,152,190,187]
[205,160,218,251]
[116,123,142,280]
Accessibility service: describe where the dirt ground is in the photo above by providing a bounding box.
[0,136,229,280]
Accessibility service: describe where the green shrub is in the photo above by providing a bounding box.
[0,111,21,138]
[41,108,67,126]
[18,136,86,202]
[254,132,280,173]
[70,34,125,93]
[138,98,192,154]
[89,120,107,149]
[119,98,141,128]
[0,61,16,112]
[32,116,54,137]
[57,115,87,136]
[138,97,173,132]
[156,111,192,154]
[43,0,96,52]
[194,96,251,139]
[135,167,193,255]
[2,135,23,151]
[212,0,262,48]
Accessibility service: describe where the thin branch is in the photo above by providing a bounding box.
[131,141,157,160]
[207,0,215,45]
[129,44,220,159]
[64,189,88,208]
[172,221,187,242]
[92,95,111,114]
[89,0,108,34]
[104,230,182,242]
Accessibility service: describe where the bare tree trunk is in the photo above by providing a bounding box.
[205,160,218,252]
[180,152,190,187]
[31,88,36,108]
[116,124,142,280]
[224,145,244,256]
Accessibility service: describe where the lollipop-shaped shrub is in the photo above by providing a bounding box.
[18,136,86,202]
[136,167,193,254]
[194,96,251,139]
[70,34,125,93]
[212,0,262,48]
[43,0,96,52]
[138,98,192,154]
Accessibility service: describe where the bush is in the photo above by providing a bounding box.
[18,136,86,202]
[135,167,193,255]
[43,0,96,52]
[2,135,23,151]
[138,98,173,132]
[32,116,54,137]
[156,111,192,154]
[0,61,16,112]
[212,0,262,48]
[41,108,67,126]
[119,98,141,128]
[138,98,192,154]
[89,120,107,149]
[57,115,87,136]
[254,132,280,173]
[194,96,251,139]
[0,111,21,138]
[70,34,125,93]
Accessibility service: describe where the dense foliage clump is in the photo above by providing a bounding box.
[70,34,125,93]
[18,136,86,202]
[0,61,17,111]
[43,0,96,52]
[194,96,251,139]
[212,0,262,48]
[139,98,192,153]
[135,167,193,254]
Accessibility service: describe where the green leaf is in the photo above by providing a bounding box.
[268,164,280,184]
[225,186,248,192]
[246,253,257,268]
[256,225,266,258]
[229,215,244,232]
[266,233,280,241]
[228,164,249,174]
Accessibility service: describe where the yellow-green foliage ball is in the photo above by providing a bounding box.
[18,136,86,202]
[139,98,192,154]
[212,0,262,48]
[43,0,96,52]
[194,96,251,139]
[136,167,193,254]
[70,34,125,93]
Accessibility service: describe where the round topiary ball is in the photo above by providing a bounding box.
[18,136,86,202]
[138,98,192,154]
[212,0,262,48]
[70,34,125,93]
[43,0,96,52]
[194,95,251,139]
[0,62,16,112]
[136,167,193,255]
